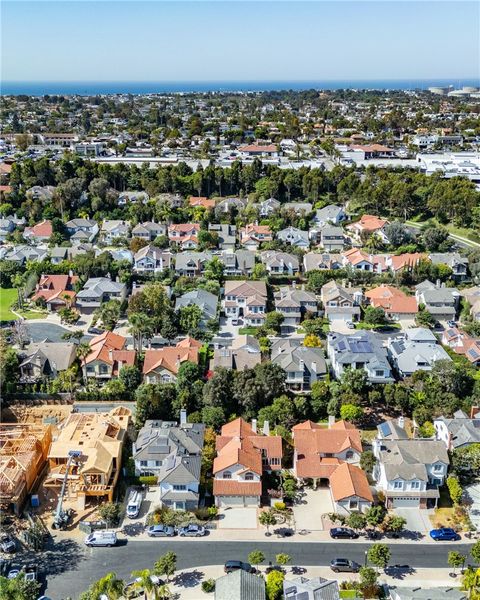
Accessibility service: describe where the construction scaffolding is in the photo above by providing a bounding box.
[0,423,52,514]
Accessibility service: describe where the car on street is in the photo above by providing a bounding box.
[146,525,176,537]
[430,528,460,541]
[224,560,255,574]
[330,558,360,573]
[346,321,355,329]
[0,534,16,553]
[330,527,359,540]
[178,524,206,537]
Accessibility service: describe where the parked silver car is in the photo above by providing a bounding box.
[178,524,206,537]
[146,525,176,538]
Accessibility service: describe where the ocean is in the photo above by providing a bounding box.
[1,79,479,96]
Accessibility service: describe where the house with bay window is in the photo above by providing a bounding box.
[213,418,282,507]
[372,437,449,508]
[133,412,205,511]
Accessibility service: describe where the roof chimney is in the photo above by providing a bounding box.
[328,415,336,429]
[436,279,441,289]
[108,349,113,361]
[263,420,270,436]
[397,416,405,429]
[251,419,257,433]
[180,409,187,426]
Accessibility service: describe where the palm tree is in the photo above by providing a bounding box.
[91,572,124,600]
[76,342,91,386]
[128,312,154,352]
[131,569,159,600]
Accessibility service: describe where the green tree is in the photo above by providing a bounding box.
[276,553,291,568]
[89,572,124,600]
[367,543,391,571]
[340,403,364,423]
[119,364,142,392]
[383,515,406,534]
[360,450,376,474]
[204,256,224,281]
[178,304,202,334]
[363,305,387,326]
[154,551,177,583]
[461,566,480,599]
[259,509,277,534]
[95,299,121,331]
[346,512,367,532]
[448,551,466,576]
[98,502,121,527]
[0,573,41,600]
[359,566,378,591]
[266,570,285,600]
[471,541,480,565]
[304,334,321,347]
[418,421,435,438]
[416,307,436,328]
[366,505,386,530]
[264,311,284,334]
[130,569,160,600]
[129,312,155,352]
[248,550,265,569]
[447,476,463,505]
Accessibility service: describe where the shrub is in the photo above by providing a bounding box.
[201,579,215,593]
[139,475,158,486]
[273,502,286,511]
[194,508,211,521]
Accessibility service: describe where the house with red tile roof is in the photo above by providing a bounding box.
[365,284,418,320]
[31,274,79,311]
[23,219,53,243]
[292,419,372,515]
[341,248,387,273]
[238,144,278,157]
[239,223,273,250]
[347,214,390,243]
[143,337,202,384]
[386,253,426,273]
[213,417,282,507]
[84,332,136,381]
[188,196,215,210]
[168,223,200,249]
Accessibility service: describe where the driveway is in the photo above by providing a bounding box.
[293,488,333,532]
[464,482,480,531]
[393,508,432,533]
[217,507,257,529]
[329,320,356,335]
[398,318,417,330]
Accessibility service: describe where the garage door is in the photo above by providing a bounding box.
[393,497,419,508]
[244,496,259,506]
[221,496,244,507]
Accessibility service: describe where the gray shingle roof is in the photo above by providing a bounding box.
[215,570,265,600]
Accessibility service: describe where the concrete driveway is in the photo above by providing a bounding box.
[293,488,333,532]
[217,507,257,529]
[464,482,480,531]
[393,508,432,533]
[329,320,357,335]
[398,318,417,330]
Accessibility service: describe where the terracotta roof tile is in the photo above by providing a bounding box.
[329,462,373,502]
[213,480,261,496]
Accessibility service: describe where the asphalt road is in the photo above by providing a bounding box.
[39,539,475,599]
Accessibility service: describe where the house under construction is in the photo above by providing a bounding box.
[0,423,52,514]
[43,407,131,507]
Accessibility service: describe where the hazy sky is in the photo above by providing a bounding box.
[2,1,479,81]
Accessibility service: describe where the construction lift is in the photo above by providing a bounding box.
[52,449,82,530]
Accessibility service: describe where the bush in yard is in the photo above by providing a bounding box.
[139,475,158,486]
[98,502,121,527]
[447,476,463,505]
[201,579,215,593]
[346,512,366,532]
[359,566,379,597]
[273,502,286,511]
[259,509,277,534]
[360,450,376,473]
[207,506,218,519]
[276,553,291,567]
[266,570,285,600]
[471,540,480,565]
[383,515,407,534]
[154,551,177,582]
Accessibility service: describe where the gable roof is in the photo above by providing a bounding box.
[143,338,201,375]
[329,462,373,501]
[365,284,418,314]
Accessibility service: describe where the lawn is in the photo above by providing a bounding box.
[239,326,258,335]
[0,288,47,322]
[0,288,19,321]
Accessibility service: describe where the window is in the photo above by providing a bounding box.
[433,464,443,472]
[155,461,162,467]
[245,472,254,481]
[375,370,384,377]
[349,500,358,509]
[223,471,231,480]
[345,450,354,460]
[140,461,148,467]
[411,481,420,489]
[393,481,403,489]
[173,485,186,491]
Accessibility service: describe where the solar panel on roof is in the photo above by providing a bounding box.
[379,422,391,437]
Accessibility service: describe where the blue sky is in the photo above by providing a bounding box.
[2,1,479,81]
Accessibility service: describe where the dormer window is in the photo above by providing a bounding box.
[245,472,254,481]
[223,471,232,479]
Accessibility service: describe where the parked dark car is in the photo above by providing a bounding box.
[146,525,176,538]
[430,528,460,541]
[330,558,360,573]
[178,524,206,537]
[330,527,359,540]
[0,535,16,553]
[224,561,255,574]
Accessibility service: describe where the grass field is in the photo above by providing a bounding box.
[0,288,47,322]
[0,288,19,321]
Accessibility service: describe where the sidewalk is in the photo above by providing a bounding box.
[167,565,464,599]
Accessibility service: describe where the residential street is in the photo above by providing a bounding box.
[41,539,476,599]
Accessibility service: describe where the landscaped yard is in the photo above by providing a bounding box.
[0,288,19,321]
[0,288,47,322]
